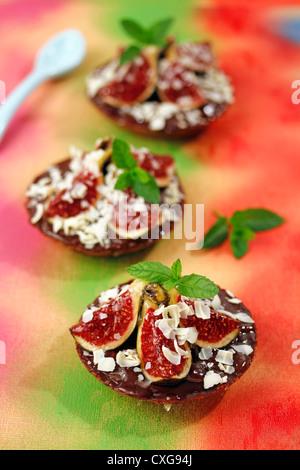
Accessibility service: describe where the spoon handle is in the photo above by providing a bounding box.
[0,69,46,142]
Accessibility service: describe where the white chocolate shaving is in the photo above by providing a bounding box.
[232,344,253,355]
[116,349,140,368]
[215,349,234,366]
[162,345,181,365]
[194,300,211,319]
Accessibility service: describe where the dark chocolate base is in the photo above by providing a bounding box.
[26,159,184,258]
[90,96,229,139]
[75,287,257,404]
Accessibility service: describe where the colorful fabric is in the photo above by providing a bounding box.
[0,0,299,450]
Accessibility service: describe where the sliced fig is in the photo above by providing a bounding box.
[98,46,159,107]
[132,150,175,187]
[44,170,100,219]
[137,298,192,383]
[157,60,206,110]
[179,297,240,349]
[70,279,147,352]
[166,41,215,72]
[108,189,163,240]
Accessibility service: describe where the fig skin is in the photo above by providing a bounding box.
[98,46,159,107]
[70,279,147,352]
[136,294,192,384]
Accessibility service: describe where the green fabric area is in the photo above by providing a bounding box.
[91,0,202,42]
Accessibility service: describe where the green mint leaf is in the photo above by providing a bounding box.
[202,216,229,249]
[164,278,179,291]
[148,18,173,45]
[120,19,149,43]
[230,225,255,259]
[114,170,132,190]
[130,171,160,204]
[112,138,137,170]
[120,44,142,64]
[230,208,285,232]
[112,139,160,203]
[126,260,218,299]
[131,166,151,184]
[177,274,219,299]
[126,261,174,284]
[171,259,182,279]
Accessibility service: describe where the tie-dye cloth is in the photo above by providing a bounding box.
[0,0,299,450]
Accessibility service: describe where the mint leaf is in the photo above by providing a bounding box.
[120,19,149,43]
[202,216,229,249]
[230,208,284,232]
[112,139,160,203]
[130,172,160,204]
[230,226,255,259]
[171,258,182,279]
[126,260,218,299]
[164,278,180,291]
[177,274,219,299]
[114,171,132,190]
[148,18,173,45]
[120,17,174,56]
[201,206,285,258]
[112,138,137,170]
[126,261,173,284]
[131,166,151,184]
[120,44,142,64]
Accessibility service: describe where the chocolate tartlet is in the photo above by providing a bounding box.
[70,276,257,404]
[26,137,184,257]
[86,40,234,138]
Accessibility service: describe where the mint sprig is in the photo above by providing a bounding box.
[112,138,160,204]
[202,208,285,258]
[120,17,173,64]
[126,259,219,299]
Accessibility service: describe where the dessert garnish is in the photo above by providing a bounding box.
[112,138,160,204]
[70,260,257,403]
[25,136,184,257]
[119,17,174,64]
[86,18,234,138]
[202,208,285,258]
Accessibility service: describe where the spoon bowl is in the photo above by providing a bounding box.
[0,29,86,142]
[35,29,86,78]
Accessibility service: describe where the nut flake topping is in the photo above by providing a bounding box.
[116,349,141,368]
[93,349,116,372]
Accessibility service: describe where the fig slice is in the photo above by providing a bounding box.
[166,41,215,72]
[107,189,163,240]
[44,170,100,219]
[70,279,147,352]
[179,298,240,349]
[136,297,192,383]
[157,60,206,110]
[131,150,175,188]
[98,46,159,107]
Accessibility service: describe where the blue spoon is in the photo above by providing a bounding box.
[0,29,86,142]
[274,17,300,44]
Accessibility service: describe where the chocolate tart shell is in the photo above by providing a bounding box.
[26,159,185,258]
[74,284,257,404]
[90,94,229,139]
